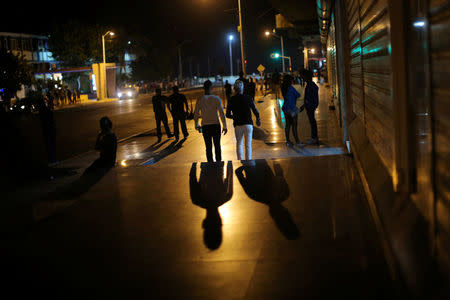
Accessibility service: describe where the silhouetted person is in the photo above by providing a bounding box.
[281,74,303,147]
[86,116,117,172]
[190,161,233,249]
[168,86,189,140]
[226,80,261,160]
[36,95,57,165]
[248,77,256,102]
[194,80,227,162]
[152,88,173,142]
[238,71,250,96]
[224,80,232,108]
[303,70,319,145]
[235,160,299,239]
[271,69,281,99]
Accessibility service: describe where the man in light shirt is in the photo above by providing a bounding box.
[194,80,228,163]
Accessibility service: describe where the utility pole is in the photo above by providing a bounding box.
[178,47,182,80]
[237,0,246,76]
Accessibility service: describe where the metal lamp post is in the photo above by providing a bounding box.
[237,0,246,76]
[228,35,234,76]
[265,30,286,73]
[102,31,114,64]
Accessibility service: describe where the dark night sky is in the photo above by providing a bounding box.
[1,0,305,76]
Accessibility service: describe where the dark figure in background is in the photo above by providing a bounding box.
[248,77,256,102]
[224,80,232,108]
[76,89,81,102]
[152,88,173,142]
[190,161,233,250]
[281,75,303,147]
[238,71,250,96]
[67,88,73,104]
[235,160,299,239]
[86,116,117,172]
[303,70,319,144]
[271,70,281,99]
[36,96,57,165]
[168,86,189,140]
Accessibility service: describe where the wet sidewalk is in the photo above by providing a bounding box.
[1,83,394,297]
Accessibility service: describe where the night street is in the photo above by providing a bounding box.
[1,0,449,297]
[53,87,221,161]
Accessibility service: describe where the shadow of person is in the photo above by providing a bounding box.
[235,160,300,240]
[190,161,233,250]
[142,138,186,165]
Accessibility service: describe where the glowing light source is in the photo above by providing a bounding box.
[265,31,270,36]
[413,20,425,27]
[228,35,234,41]
[121,160,127,167]
[311,48,316,54]
[109,32,115,36]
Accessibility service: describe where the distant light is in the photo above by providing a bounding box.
[127,91,132,97]
[265,31,270,36]
[21,105,25,109]
[413,19,426,27]
[121,160,127,167]
[311,48,316,54]
[274,53,280,58]
[228,35,234,41]
[128,41,131,44]
[110,32,115,36]
[118,92,122,97]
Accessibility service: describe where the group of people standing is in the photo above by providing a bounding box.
[150,69,319,164]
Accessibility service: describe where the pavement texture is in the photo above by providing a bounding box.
[1,83,394,298]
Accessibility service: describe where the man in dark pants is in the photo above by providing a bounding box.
[303,70,319,145]
[152,88,173,142]
[194,80,227,163]
[168,86,189,141]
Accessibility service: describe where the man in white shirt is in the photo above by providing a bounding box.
[194,80,227,162]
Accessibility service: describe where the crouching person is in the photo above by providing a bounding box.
[86,116,117,172]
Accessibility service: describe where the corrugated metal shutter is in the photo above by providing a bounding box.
[346,0,365,123]
[327,13,340,124]
[345,0,393,174]
[429,0,450,270]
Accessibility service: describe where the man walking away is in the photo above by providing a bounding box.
[194,80,227,163]
[224,80,232,108]
[152,88,173,142]
[168,86,189,141]
[226,80,261,160]
[303,70,319,145]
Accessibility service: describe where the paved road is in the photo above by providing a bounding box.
[53,87,223,161]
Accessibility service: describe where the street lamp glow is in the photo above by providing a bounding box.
[311,48,316,54]
[109,32,115,36]
[265,31,270,37]
[228,35,234,41]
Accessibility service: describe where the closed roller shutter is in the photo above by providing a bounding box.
[327,13,340,124]
[429,0,450,269]
[345,0,394,174]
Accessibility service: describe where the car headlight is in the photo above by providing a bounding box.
[127,91,132,97]
[118,92,122,97]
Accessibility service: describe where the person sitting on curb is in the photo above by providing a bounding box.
[86,116,117,172]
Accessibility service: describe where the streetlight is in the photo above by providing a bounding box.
[228,34,234,76]
[264,29,286,73]
[102,31,114,64]
[270,52,292,73]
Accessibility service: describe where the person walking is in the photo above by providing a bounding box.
[194,80,227,163]
[281,74,303,147]
[224,80,232,109]
[226,80,261,160]
[303,70,319,144]
[168,85,189,140]
[152,88,173,142]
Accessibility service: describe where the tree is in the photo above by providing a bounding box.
[0,49,32,109]
[131,48,174,81]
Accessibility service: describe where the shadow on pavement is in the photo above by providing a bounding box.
[235,160,300,240]
[141,138,186,165]
[190,161,233,250]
